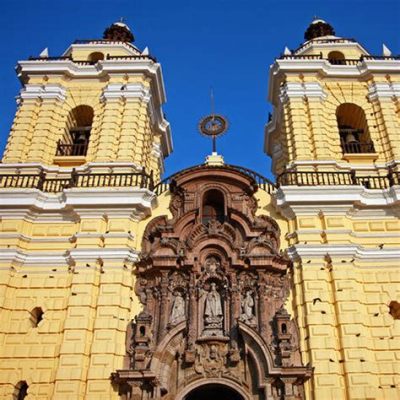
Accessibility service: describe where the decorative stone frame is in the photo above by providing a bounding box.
[112,165,313,399]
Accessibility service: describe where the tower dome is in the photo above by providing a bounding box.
[304,17,335,41]
[103,20,134,42]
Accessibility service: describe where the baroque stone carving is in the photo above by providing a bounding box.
[240,290,256,325]
[170,291,186,325]
[112,165,312,400]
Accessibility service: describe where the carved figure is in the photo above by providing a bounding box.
[170,291,185,325]
[240,291,256,324]
[205,283,223,318]
[205,256,220,274]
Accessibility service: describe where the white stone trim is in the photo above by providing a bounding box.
[276,185,400,208]
[274,185,400,219]
[368,82,400,101]
[151,142,165,174]
[0,188,157,221]
[288,244,400,263]
[19,84,67,102]
[268,59,400,103]
[101,83,151,101]
[279,82,327,103]
[0,248,139,268]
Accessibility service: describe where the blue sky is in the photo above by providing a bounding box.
[0,0,399,180]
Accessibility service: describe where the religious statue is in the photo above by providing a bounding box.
[205,282,223,318]
[240,290,256,324]
[205,256,220,275]
[203,282,224,336]
[170,291,185,325]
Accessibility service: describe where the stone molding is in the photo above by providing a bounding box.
[368,82,400,101]
[288,244,400,262]
[279,82,327,103]
[19,84,67,102]
[0,188,156,221]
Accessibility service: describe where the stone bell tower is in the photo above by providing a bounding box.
[265,18,399,178]
[0,22,172,400]
[264,19,400,400]
[2,20,172,181]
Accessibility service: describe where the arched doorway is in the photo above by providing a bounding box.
[185,384,244,400]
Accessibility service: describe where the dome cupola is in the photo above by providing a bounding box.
[103,20,134,42]
[304,17,335,41]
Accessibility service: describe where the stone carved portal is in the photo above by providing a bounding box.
[112,166,312,399]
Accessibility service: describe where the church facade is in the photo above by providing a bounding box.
[0,20,399,400]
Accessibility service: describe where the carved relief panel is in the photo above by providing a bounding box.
[112,166,312,400]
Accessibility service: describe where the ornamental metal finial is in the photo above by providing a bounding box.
[198,88,229,153]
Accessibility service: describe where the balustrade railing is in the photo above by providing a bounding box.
[1,167,399,194]
[0,169,154,193]
[56,141,88,156]
[278,54,400,64]
[340,140,376,154]
[277,169,399,190]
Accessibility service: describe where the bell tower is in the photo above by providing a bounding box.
[264,19,400,400]
[265,18,399,177]
[2,21,172,181]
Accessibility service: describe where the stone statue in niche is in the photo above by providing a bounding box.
[240,290,256,325]
[169,291,185,325]
[203,282,223,336]
[205,256,220,275]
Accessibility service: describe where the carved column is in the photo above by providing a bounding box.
[257,273,270,338]
[185,277,198,363]
[229,272,240,360]
[158,271,169,343]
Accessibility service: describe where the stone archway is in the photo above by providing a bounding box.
[184,384,244,400]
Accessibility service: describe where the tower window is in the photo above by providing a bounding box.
[15,381,28,400]
[88,52,104,63]
[56,105,94,157]
[30,307,44,328]
[202,189,225,225]
[336,103,375,154]
[328,51,345,65]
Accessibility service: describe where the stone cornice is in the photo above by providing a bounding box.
[274,185,400,218]
[279,82,327,103]
[19,83,67,102]
[0,247,139,268]
[368,82,400,101]
[268,59,400,103]
[288,244,400,263]
[0,188,157,221]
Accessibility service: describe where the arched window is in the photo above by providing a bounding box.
[336,103,375,154]
[328,51,345,65]
[202,189,225,225]
[30,307,44,328]
[88,52,104,63]
[14,381,28,400]
[56,105,94,156]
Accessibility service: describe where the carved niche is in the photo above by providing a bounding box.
[112,166,312,400]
